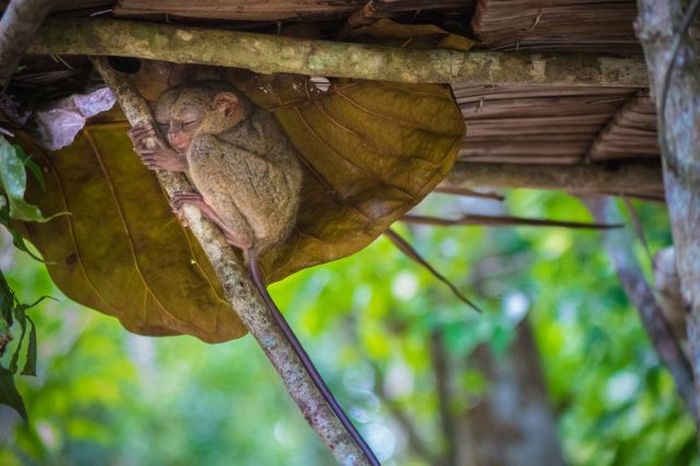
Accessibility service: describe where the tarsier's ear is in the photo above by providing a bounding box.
[213,92,239,115]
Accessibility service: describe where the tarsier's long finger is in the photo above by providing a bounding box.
[137,148,158,156]
[130,128,156,142]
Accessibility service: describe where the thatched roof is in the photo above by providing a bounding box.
[3,0,662,199]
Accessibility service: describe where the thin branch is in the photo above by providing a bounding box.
[442,162,664,201]
[26,18,650,86]
[384,228,481,312]
[433,186,504,202]
[402,213,621,230]
[0,0,58,86]
[90,57,371,466]
[584,197,697,422]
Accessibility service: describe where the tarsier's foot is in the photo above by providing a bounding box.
[169,191,204,227]
[169,191,253,251]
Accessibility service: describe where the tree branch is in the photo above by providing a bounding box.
[27,18,651,86]
[636,0,700,420]
[402,213,621,230]
[442,161,664,200]
[90,57,370,466]
[585,197,698,422]
[0,0,58,86]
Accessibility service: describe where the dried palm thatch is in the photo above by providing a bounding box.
[472,0,641,53]
[589,92,659,161]
[113,0,474,22]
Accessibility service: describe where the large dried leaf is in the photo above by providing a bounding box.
[345,18,475,51]
[242,77,465,282]
[21,68,464,341]
[18,130,245,343]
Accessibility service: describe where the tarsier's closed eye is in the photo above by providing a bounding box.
[158,120,200,133]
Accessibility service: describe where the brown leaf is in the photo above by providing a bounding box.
[18,130,246,343]
[227,74,465,281]
[21,67,464,342]
[345,18,475,51]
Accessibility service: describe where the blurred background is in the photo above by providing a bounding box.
[0,189,696,466]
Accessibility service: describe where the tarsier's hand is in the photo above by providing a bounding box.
[127,122,188,172]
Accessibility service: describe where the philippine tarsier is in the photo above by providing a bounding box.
[128,81,379,465]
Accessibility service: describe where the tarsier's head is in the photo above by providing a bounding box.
[154,81,252,153]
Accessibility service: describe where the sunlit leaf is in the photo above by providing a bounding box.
[0,136,46,222]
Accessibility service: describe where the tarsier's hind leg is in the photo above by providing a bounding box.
[170,191,253,250]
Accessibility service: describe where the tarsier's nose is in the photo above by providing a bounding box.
[168,132,190,151]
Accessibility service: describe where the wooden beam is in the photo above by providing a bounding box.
[27,18,650,87]
[441,161,664,200]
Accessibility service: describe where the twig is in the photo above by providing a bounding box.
[402,213,621,230]
[584,197,697,422]
[90,56,371,466]
[384,228,481,312]
[0,0,59,86]
[27,18,650,86]
[433,186,504,202]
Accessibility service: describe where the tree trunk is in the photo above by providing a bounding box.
[636,0,700,421]
[455,320,565,466]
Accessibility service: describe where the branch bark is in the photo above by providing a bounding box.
[90,57,370,466]
[585,197,698,421]
[28,18,651,87]
[636,0,700,420]
[0,0,58,86]
[442,161,664,200]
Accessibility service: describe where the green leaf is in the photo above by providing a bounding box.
[20,316,37,376]
[0,366,27,422]
[0,270,15,326]
[14,145,46,192]
[0,136,46,222]
[0,206,44,262]
[8,310,26,374]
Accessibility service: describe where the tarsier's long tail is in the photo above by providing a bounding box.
[247,249,380,466]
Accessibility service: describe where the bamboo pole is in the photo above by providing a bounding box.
[29,18,650,87]
[90,57,370,466]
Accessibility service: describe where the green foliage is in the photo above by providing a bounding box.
[0,137,51,421]
[0,189,696,465]
[0,137,46,223]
